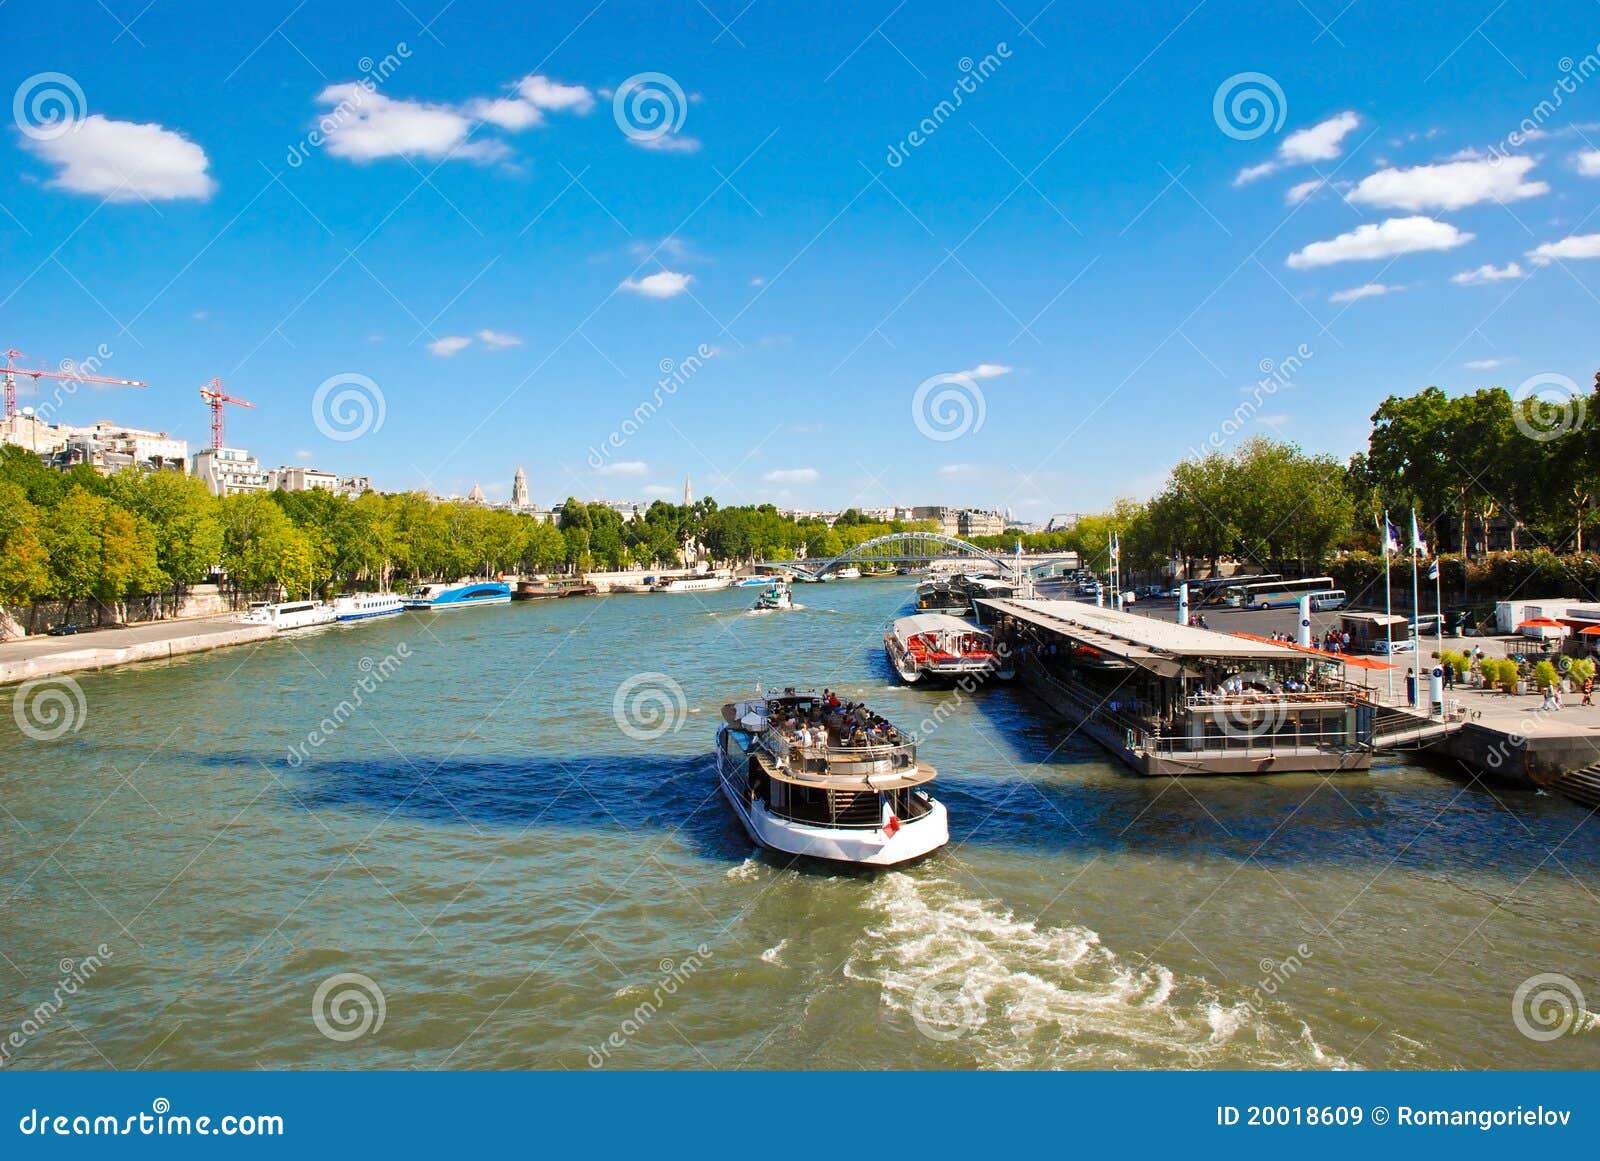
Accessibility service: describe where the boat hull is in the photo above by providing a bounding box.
[716,756,948,866]
[335,606,404,621]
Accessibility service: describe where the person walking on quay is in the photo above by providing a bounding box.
[1583,677,1595,707]
[1406,667,1417,707]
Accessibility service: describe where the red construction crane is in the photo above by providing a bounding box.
[2,347,147,419]
[197,377,255,450]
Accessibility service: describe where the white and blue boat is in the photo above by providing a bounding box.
[402,580,513,611]
[333,592,406,621]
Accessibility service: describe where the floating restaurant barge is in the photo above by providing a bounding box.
[979,598,1376,776]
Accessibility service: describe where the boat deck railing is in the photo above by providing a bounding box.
[768,732,919,777]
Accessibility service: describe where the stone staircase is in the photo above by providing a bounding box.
[1547,763,1600,810]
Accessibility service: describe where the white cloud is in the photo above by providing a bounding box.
[476,328,522,348]
[1279,111,1361,164]
[1347,155,1547,211]
[315,74,591,164]
[1233,161,1279,187]
[1576,150,1600,176]
[1286,216,1473,269]
[1286,178,1326,205]
[428,336,472,357]
[1464,358,1508,369]
[763,468,818,485]
[517,75,594,113]
[620,270,692,298]
[595,460,648,476]
[1528,234,1600,264]
[630,133,702,154]
[1451,262,1523,284]
[938,463,982,479]
[642,484,675,498]
[23,113,216,201]
[1329,282,1397,303]
[1235,111,1360,185]
[961,363,1012,379]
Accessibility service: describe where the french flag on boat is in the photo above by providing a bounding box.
[884,814,902,839]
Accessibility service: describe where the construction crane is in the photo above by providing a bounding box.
[3,347,147,419]
[197,377,255,450]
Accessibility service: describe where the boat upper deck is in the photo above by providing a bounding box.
[720,693,933,788]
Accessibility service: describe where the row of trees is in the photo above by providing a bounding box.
[0,446,938,609]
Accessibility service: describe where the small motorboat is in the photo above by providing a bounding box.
[751,580,795,612]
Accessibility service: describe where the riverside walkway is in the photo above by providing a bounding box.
[0,617,275,686]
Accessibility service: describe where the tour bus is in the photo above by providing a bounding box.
[1230,576,1337,609]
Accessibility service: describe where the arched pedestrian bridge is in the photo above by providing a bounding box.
[761,532,1077,581]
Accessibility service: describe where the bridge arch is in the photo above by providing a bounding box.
[794,531,1013,579]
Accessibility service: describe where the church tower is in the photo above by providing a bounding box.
[512,467,529,508]
[683,474,693,506]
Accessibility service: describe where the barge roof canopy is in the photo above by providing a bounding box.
[980,598,1307,673]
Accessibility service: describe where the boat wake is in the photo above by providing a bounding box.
[845,874,1345,1070]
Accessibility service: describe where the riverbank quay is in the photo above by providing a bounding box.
[0,617,275,686]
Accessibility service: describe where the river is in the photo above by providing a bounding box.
[2,577,1595,1069]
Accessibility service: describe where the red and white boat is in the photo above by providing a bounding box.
[884,613,1014,684]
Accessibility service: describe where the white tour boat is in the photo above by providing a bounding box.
[751,580,795,612]
[240,599,338,631]
[885,613,1015,684]
[402,579,513,610]
[332,592,405,621]
[834,565,863,580]
[715,690,949,866]
[654,575,730,593]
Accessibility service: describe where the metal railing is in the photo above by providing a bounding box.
[768,731,919,776]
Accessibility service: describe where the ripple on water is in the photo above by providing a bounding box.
[846,873,1347,1070]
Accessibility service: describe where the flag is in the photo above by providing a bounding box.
[1381,517,1400,556]
[884,814,901,839]
[1428,559,1440,582]
[1410,511,1428,557]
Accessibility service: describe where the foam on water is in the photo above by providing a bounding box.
[760,938,789,965]
[847,874,1347,1069]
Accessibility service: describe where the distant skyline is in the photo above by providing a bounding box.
[6,1,1600,517]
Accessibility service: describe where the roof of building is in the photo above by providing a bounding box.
[979,598,1305,673]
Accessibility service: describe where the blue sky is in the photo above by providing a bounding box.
[6,1,1600,518]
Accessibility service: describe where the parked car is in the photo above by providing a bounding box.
[46,622,82,636]
[1371,637,1416,655]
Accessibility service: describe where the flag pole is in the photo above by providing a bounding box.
[1434,557,1443,652]
[1383,509,1394,703]
[1410,508,1421,660]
